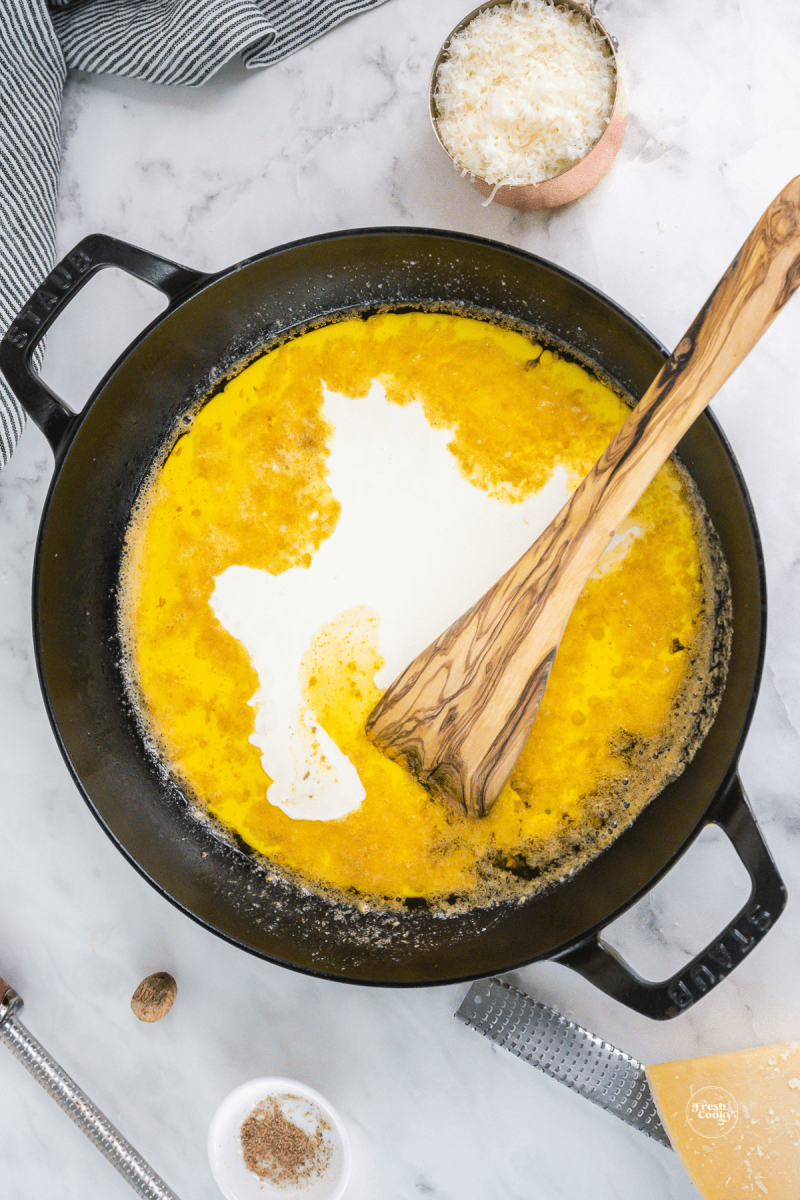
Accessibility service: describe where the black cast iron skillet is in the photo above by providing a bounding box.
[0,230,787,1018]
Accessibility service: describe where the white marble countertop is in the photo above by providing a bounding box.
[2,1,800,1196]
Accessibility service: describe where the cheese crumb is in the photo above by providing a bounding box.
[434,0,616,187]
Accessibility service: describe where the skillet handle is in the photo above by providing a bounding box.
[0,233,208,459]
[555,774,786,1019]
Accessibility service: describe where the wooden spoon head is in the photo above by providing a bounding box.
[366,611,558,819]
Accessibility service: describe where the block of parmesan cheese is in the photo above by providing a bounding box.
[646,1042,800,1197]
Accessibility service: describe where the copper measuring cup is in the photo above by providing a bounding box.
[429,0,628,210]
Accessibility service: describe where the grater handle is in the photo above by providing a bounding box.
[557,774,786,1019]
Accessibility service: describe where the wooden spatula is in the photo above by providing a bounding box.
[366,176,800,819]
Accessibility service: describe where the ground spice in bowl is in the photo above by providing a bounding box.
[240,1093,334,1189]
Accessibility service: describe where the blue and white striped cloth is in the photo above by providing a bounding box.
[0,0,388,468]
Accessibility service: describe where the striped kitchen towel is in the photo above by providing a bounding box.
[0,0,389,469]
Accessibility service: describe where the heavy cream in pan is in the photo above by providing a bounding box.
[119,312,730,910]
[210,383,575,822]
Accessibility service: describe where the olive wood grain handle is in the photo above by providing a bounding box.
[368,177,800,817]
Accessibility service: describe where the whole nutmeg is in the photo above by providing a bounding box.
[131,972,177,1022]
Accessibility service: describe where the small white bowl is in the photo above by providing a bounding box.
[208,1076,352,1200]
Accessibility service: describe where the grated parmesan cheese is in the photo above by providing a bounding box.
[434,0,616,188]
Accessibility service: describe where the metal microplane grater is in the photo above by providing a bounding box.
[456,977,671,1148]
[0,977,180,1199]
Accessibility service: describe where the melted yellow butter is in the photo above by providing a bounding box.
[122,312,716,906]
